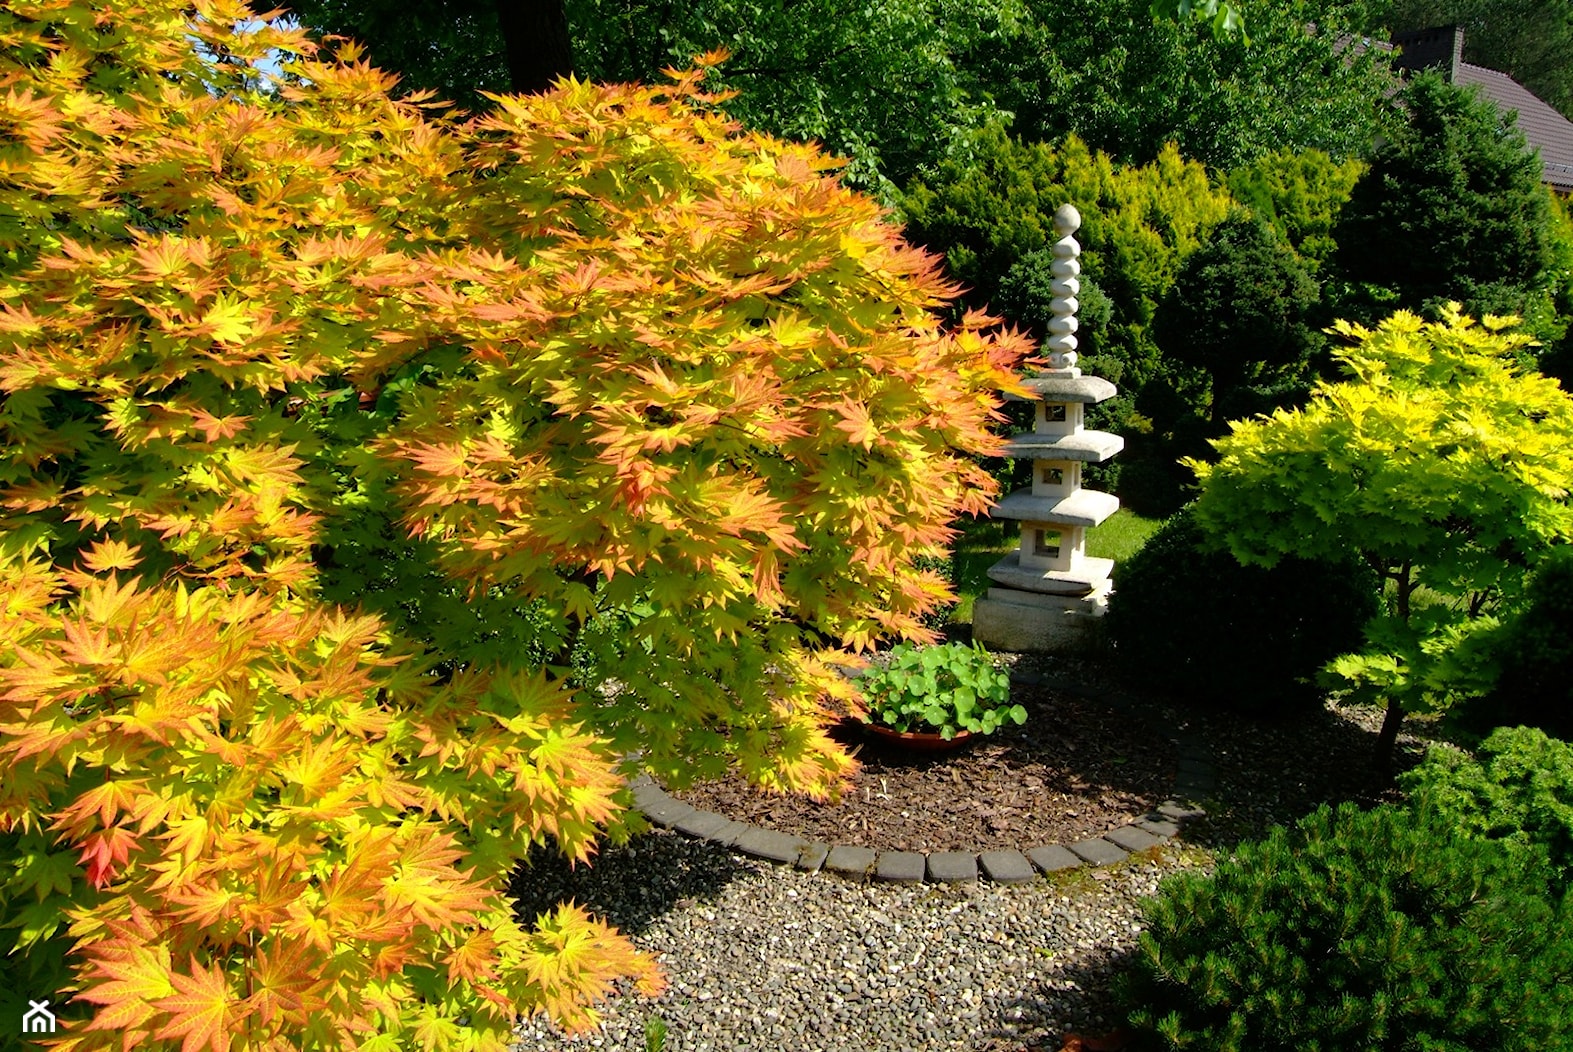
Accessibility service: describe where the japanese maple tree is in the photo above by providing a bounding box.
[1188,308,1573,772]
[0,1,1031,1047]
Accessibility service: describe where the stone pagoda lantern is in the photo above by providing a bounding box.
[972,204,1123,653]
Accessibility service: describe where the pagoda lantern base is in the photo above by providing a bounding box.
[972,586,1110,654]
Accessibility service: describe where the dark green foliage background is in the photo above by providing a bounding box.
[1447,549,1573,744]
[279,0,1397,198]
[970,0,1396,171]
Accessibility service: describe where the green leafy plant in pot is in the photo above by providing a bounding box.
[858,642,1026,742]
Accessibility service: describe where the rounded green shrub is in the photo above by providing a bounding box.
[1105,503,1379,715]
[1154,212,1321,426]
[1120,801,1573,1052]
[995,254,1115,360]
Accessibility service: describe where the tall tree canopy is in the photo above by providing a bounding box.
[278,0,571,101]
[968,0,1399,171]
[280,0,1031,197]
[279,0,1381,196]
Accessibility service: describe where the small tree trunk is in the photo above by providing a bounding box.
[1372,563,1416,778]
[1373,696,1404,779]
[494,0,574,95]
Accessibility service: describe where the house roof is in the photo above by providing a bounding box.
[1384,25,1573,192]
[1454,62,1573,192]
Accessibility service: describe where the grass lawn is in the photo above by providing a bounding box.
[947,509,1162,624]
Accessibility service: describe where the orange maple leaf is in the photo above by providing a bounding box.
[153,956,236,1052]
[76,824,140,889]
[79,537,143,573]
[58,777,146,831]
[832,397,879,448]
[249,941,329,1029]
[78,937,176,1034]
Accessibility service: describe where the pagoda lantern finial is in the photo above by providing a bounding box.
[1045,204,1082,374]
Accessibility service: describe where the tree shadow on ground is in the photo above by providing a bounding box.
[507,828,752,937]
[835,672,1176,796]
[671,678,1179,855]
[982,941,1144,1052]
[1098,658,1451,852]
[1176,700,1443,852]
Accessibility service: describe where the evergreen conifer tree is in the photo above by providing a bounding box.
[1332,71,1555,322]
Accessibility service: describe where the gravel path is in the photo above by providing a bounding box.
[510,832,1211,1052]
[509,652,1452,1052]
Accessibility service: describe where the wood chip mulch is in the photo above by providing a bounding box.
[669,681,1180,853]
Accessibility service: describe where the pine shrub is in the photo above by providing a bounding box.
[900,128,1231,391]
[1223,148,1363,272]
[1105,504,1378,715]
[1400,726,1573,893]
[1121,801,1573,1052]
[1332,72,1557,323]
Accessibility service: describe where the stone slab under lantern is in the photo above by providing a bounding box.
[1003,375,1119,404]
[991,489,1120,530]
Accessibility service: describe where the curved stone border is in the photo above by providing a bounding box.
[629,673,1216,884]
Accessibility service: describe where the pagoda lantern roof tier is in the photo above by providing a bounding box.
[1001,431,1123,462]
[1003,375,1117,404]
[990,488,1120,528]
[986,551,1115,597]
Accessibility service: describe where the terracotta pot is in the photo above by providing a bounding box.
[862,722,975,753]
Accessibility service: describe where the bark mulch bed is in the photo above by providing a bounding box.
[669,679,1181,854]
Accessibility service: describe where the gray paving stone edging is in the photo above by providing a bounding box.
[631,676,1213,884]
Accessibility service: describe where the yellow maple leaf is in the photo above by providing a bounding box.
[79,537,143,573]
[199,297,254,347]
